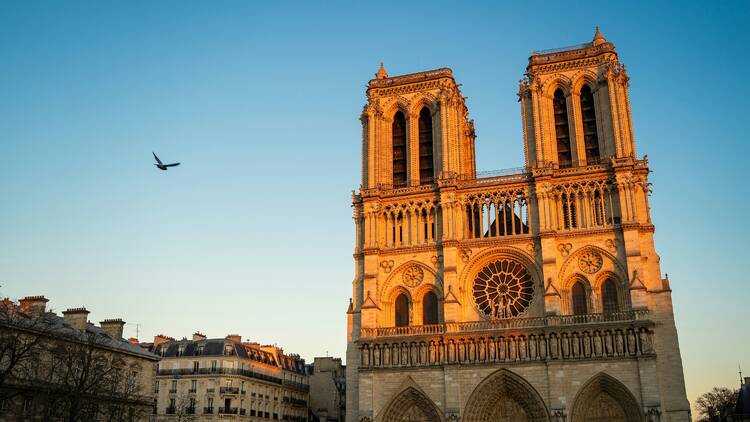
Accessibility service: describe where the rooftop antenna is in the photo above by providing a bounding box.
[135,323,141,340]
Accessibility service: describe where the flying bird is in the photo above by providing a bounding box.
[152,152,180,171]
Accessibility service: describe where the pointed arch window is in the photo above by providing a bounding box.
[572,281,588,315]
[392,111,407,188]
[602,278,619,314]
[395,293,409,327]
[553,89,572,168]
[418,107,434,185]
[422,291,438,325]
[580,84,600,163]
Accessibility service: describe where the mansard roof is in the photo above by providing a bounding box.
[0,304,157,360]
[155,337,306,374]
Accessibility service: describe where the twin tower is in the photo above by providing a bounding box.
[347,30,690,422]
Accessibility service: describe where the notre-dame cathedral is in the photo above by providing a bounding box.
[346,29,691,422]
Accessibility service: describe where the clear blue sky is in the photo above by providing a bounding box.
[1,0,747,406]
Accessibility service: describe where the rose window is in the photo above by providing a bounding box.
[472,259,534,319]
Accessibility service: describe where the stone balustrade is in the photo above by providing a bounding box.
[358,311,654,369]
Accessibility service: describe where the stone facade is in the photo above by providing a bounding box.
[307,357,346,422]
[152,333,308,421]
[0,295,158,421]
[347,29,691,422]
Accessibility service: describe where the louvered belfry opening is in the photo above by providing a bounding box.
[392,111,408,188]
[553,89,572,168]
[580,84,600,163]
[418,107,434,185]
[602,278,619,314]
[422,291,438,325]
[572,281,588,315]
[395,294,409,327]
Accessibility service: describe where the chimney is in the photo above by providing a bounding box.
[193,332,207,341]
[62,308,90,331]
[19,296,48,318]
[226,334,241,343]
[100,318,126,340]
[127,337,139,345]
[153,334,173,348]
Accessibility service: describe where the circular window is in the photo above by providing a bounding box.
[472,259,534,319]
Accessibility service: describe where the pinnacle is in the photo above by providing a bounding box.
[375,62,389,79]
[593,26,606,46]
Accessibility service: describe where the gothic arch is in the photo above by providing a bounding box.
[570,372,643,422]
[380,260,442,303]
[561,273,593,315]
[571,70,600,94]
[383,97,412,123]
[378,381,443,422]
[542,75,573,98]
[408,93,439,117]
[463,368,550,422]
[559,245,626,289]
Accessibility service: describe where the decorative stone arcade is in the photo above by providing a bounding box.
[347,29,690,422]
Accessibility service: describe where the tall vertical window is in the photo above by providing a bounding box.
[602,278,619,313]
[392,111,407,187]
[422,291,439,325]
[553,89,572,168]
[571,281,588,315]
[395,293,409,327]
[580,85,600,163]
[418,107,434,185]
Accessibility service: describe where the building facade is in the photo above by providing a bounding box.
[0,295,158,421]
[307,357,346,422]
[153,333,308,421]
[347,30,691,422]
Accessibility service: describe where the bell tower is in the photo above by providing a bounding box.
[360,65,476,190]
[519,28,635,169]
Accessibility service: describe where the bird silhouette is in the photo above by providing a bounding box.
[152,152,180,171]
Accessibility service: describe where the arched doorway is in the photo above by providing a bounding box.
[463,369,549,422]
[380,386,442,422]
[569,373,643,422]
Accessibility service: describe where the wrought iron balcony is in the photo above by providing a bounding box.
[220,386,239,395]
[203,407,214,414]
[218,407,239,414]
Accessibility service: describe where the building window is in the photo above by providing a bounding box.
[392,111,407,187]
[418,107,434,185]
[190,380,197,392]
[553,89,572,168]
[602,278,619,313]
[193,361,199,372]
[579,84,600,163]
[422,291,439,325]
[571,281,588,315]
[211,360,217,371]
[395,293,409,327]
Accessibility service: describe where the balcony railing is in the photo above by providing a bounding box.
[240,409,247,415]
[157,367,285,386]
[220,386,240,395]
[165,407,176,415]
[203,407,214,414]
[218,407,239,414]
[360,310,649,338]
